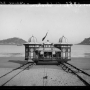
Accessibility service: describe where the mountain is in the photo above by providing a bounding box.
[0,37,27,45]
[78,37,90,45]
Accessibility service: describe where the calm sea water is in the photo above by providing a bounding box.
[71,45,90,57]
[0,45,25,57]
[0,45,90,57]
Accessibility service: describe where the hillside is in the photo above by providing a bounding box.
[0,37,27,45]
[78,37,90,45]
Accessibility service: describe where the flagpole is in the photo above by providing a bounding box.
[42,30,49,60]
[42,30,49,41]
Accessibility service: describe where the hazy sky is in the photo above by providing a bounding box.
[0,5,90,44]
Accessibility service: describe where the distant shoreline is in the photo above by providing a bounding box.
[75,44,90,45]
[0,53,25,57]
[0,44,23,46]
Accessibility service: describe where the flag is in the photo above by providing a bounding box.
[42,32,48,41]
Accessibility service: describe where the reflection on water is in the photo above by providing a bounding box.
[0,45,90,57]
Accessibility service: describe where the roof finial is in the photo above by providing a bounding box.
[62,35,64,38]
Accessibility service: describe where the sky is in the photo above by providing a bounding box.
[0,5,90,44]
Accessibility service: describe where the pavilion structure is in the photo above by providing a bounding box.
[23,35,72,63]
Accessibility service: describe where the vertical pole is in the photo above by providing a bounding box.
[29,47,30,60]
[28,46,29,60]
[33,45,36,59]
[43,43,44,60]
[51,44,53,61]
[27,46,29,60]
[27,47,29,59]
[25,45,26,60]
[66,46,68,59]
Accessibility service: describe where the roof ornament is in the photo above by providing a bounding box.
[47,40,49,42]
[28,35,37,43]
[44,40,52,44]
[59,35,68,44]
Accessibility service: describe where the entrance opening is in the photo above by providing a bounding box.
[44,52,52,58]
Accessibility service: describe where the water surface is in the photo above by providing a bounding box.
[0,45,90,57]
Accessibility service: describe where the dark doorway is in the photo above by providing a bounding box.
[44,52,52,58]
